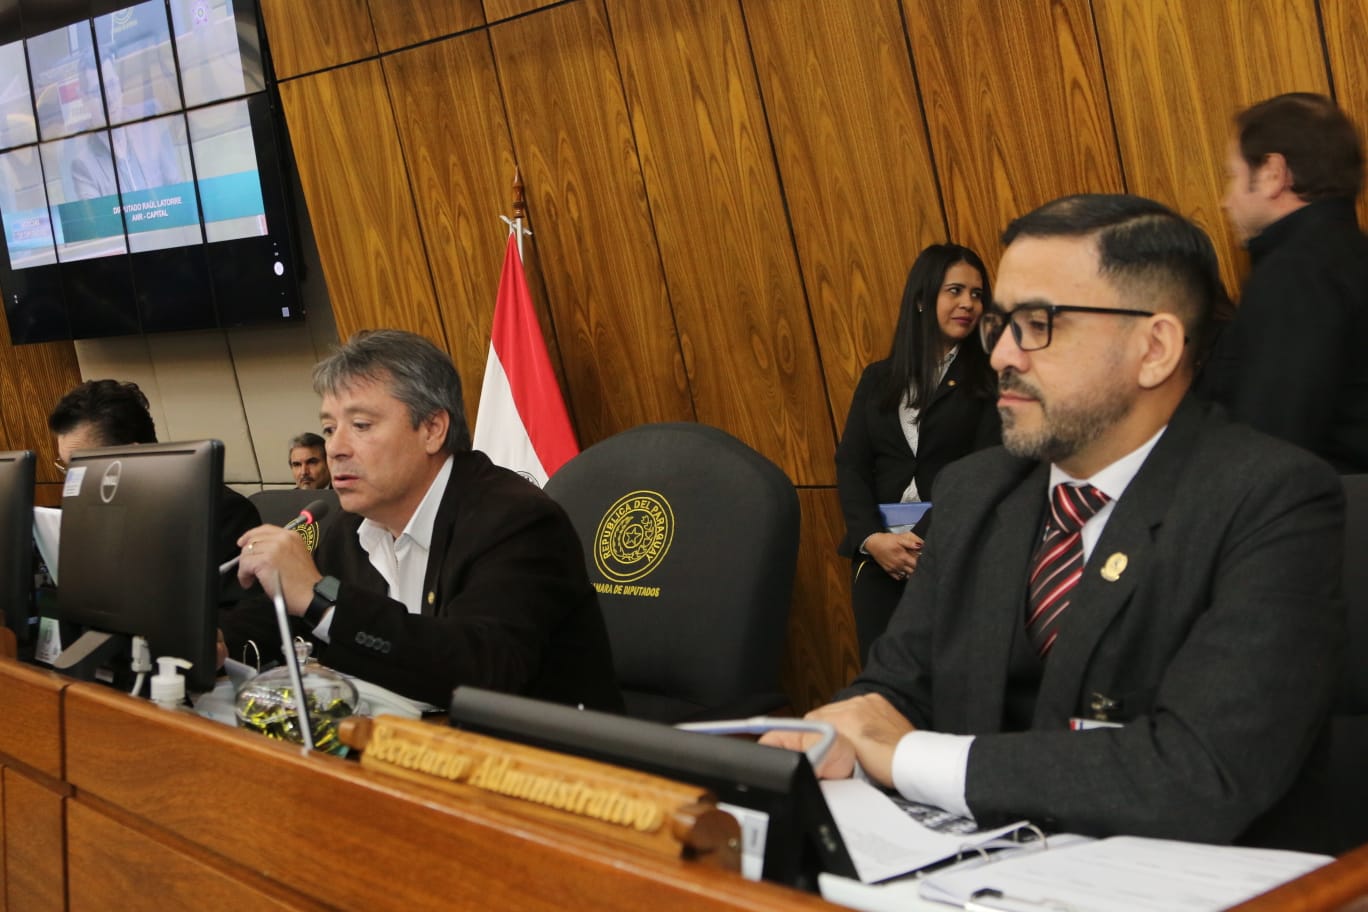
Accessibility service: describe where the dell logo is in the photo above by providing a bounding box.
[100,461,122,504]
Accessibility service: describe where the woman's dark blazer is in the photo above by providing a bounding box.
[836,353,999,557]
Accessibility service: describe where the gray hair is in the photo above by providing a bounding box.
[288,431,326,451]
[312,329,471,454]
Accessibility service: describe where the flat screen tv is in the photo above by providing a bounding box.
[0,450,35,651]
[0,0,301,343]
[54,438,222,692]
[447,686,857,891]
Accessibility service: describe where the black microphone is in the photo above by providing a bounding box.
[219,498,334,574]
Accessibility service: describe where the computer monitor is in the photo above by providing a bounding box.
[54,439,222,692]
[0,450,35,651]
[447,687,857,891]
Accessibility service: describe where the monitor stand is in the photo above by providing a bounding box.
[54,629,132,686]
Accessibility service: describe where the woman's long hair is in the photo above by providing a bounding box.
[881,243,994,414]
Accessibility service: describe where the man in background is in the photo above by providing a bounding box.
[224,330,621,712]
[1198,92,1368,471]
[287,431,331,489]
[764,195,1342,848]
[48,379,260,597]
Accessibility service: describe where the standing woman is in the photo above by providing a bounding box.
[836,244,999,662]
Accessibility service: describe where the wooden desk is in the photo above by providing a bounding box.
[4,655,1367,912]
[0,659,830,911]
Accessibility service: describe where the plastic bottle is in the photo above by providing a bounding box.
[150,657,197,714]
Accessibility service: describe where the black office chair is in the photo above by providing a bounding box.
[248,488,341,528]
[544,422,799,723]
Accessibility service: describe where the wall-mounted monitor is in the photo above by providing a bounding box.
[0,0,301,344]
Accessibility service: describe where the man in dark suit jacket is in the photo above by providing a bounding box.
[765,194,1343,845]
[226,330,621,713]
[1197,93,1368,472]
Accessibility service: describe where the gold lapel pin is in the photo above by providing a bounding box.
[1100,552,1128,582]
[427,591,436,606]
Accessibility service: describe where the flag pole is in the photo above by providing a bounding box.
[501,168,532,259]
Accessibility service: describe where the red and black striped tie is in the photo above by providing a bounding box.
[1026,483,1111,657]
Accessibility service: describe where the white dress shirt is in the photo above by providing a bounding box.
[311,455,454,642]
[888,427,1166,818]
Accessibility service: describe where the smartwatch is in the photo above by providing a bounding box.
[305,575,340,627]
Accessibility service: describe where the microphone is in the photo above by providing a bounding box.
[219,498,333,575]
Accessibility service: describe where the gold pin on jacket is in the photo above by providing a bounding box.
[1101,552,1128,582]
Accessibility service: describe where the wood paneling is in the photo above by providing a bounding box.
[259,0,377,79]
[783,489,859,714]
[1319,0,1368,231]
[384,36,527,424]
[902,0,1122,263]
[605,0,834,484]
[1094,0,1329,302]
[744,0,945,427]
[484,0,563,24]
[0,662,66,780]
[367,0,485,52]
[3,771,63,912]
[67,802,316,912]
[490,2,693,446]
[0,313,80,485]
[278,62,442,344]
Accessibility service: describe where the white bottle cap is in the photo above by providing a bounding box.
[151,656,193,706]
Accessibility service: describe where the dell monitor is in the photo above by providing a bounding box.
[0,450,35,652]
[448,687,856,891]
[54,439,222,692]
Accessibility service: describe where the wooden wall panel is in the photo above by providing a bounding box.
[384,36,535,426]
[1094,0,1329,302]
[3,771,63,912]
[484,0,563,24]
[902,0,1123,263]
[0,313,81,485]
[259,0,377,79]
[605,0,834,484]
[1320,0,1368,231]
[278,63,443,344]
[783,489,859,714]
[490,2,694,446]
[743,0,945,428]
[367,0,485,52]
[67,803,316,912]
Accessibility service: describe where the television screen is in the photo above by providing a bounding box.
[54,439,222,693]
[0,450,35,652]
[0,0,300,343]
[448,687,858,890]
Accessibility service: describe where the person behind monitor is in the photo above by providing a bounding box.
[47,379,261,607]
[763,194,1343,847]
[224,330,622,712]
[1197,92,1368,471]
[288,432,330,489]
[836,243,999,662]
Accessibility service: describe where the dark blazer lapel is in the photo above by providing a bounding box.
[1034,397,1207,725]
[420,458,467,617]
[925,348,968,412]
[959,461,1049,731]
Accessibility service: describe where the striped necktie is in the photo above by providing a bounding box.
[1026,483,1111,657]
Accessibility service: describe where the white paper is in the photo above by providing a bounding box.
[821,778,1028,883]
[33,506,61,584]
[919,836,1331,912]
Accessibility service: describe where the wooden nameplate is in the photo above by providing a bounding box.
[339,715,741,871]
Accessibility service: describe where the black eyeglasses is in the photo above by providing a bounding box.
[979,304,1156,353]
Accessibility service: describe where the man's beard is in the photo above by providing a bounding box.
[997,367,1131,464]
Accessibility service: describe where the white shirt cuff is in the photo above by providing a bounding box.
[891,730,975,819]
[311,607,336,643]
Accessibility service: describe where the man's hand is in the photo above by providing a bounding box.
[760,693,916,786]
[864,531,923,580]
[235,525,323,617]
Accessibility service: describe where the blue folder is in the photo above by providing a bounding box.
[879,502,932,531]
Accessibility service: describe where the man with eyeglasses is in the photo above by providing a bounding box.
[47,379,260,610]
[764,195,1343,849]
